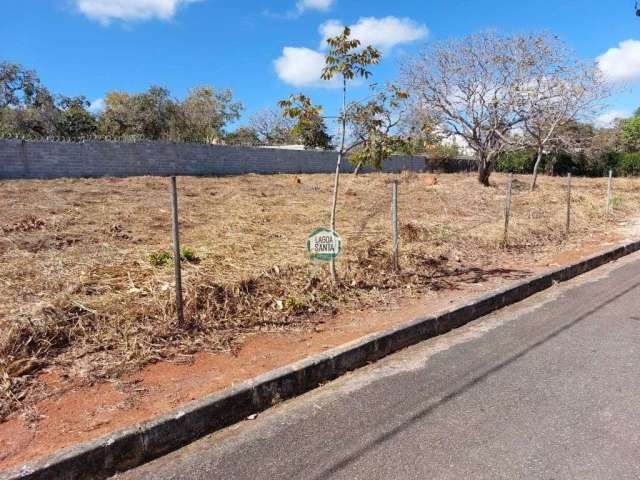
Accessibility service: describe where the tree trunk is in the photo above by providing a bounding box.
[329,78,347,283]
[477,155,492,186]
[531,147,543,191]
[353,160,363,176]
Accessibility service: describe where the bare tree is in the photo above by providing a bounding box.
[401,32,562,185]
[515,36,609,190]
[248,108,296,145]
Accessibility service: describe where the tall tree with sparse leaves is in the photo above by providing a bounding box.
[320,27,380,282]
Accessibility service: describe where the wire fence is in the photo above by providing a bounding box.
[163,168,626,320]
[0,168,631,326]
[1,168,636,418]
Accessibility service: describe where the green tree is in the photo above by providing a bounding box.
[322,27,381,278]
[175,86,243,143]
[0,62,60,138]
[278,94,332,150]
[620,115,640,152]
[56,96,98,139]
[319,27,381,282]
[12,87,59,137]
[225,126,261,146]
[97,91,134,138]
[346,85,410,173]
[0,62,41,108]
[98,87,179,140]
[130,86,177,140]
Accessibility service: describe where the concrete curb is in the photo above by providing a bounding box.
[3,239,640,480]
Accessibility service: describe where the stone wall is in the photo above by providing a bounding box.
[0,139,475,180]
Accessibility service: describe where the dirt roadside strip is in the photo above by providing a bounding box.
[3,239,640,480]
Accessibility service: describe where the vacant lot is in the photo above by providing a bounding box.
[1,172,639,420]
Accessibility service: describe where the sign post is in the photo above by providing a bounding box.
[307,228,342,262]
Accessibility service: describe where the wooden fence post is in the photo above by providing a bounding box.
[170,176,184,325]
[392,180,400,271]
[503,173,513,246]
[606,168,613,215]
[565,173,572,235]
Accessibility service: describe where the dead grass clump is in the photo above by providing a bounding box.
[1,215,46,234]
[16,234,81,253]
[400,222,422,242]
[0,299,84,419]
[1,172,639,420]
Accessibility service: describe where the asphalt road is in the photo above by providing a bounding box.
[116,253,640,480]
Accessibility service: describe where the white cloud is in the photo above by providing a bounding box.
[75,0,201,24]
[296,0,335,14]
[274,16,427,87]
[319,16,428,51]
[88,98,106,113]
[274,47,329,88]
[264,0,334,19]
[597,39,640,83]
[594,110,631,128]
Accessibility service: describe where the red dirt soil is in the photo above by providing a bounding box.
[0,233,627,472]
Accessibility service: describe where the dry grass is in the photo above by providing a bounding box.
[1,171,639,420]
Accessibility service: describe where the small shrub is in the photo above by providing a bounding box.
[616,152,640,177]
[180,247,199,263]
[149,250,171,267]
[610,196,623,209]
[400,222,422,242]
[495,149,538,174]
[283,296,308,314]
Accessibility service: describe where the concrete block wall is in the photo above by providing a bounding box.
[0,139,475,180]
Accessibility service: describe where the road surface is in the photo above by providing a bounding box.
[116,253,640,479]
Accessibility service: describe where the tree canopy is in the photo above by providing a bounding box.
[0,61,242,143]
[278,94,332,150]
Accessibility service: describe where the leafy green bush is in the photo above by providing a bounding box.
[180,247,199,263]
[149,250,171,267]
[495,150,640,178]
[495,149,538,173]
[149,247,199,266]
[615,152,640,176]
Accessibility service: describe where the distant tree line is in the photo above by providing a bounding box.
[495,111,640,177]
[5,27,640,185]
[0,61,334,149]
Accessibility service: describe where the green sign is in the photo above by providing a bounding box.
[306,228,342,262]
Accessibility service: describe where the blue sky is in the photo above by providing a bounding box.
[2,0,640,128]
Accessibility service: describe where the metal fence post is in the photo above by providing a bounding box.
[503,173,513,246]
[606,168,613,215]
[170,176,184,325]
[565,173,572,235]
[392,180,400,271]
